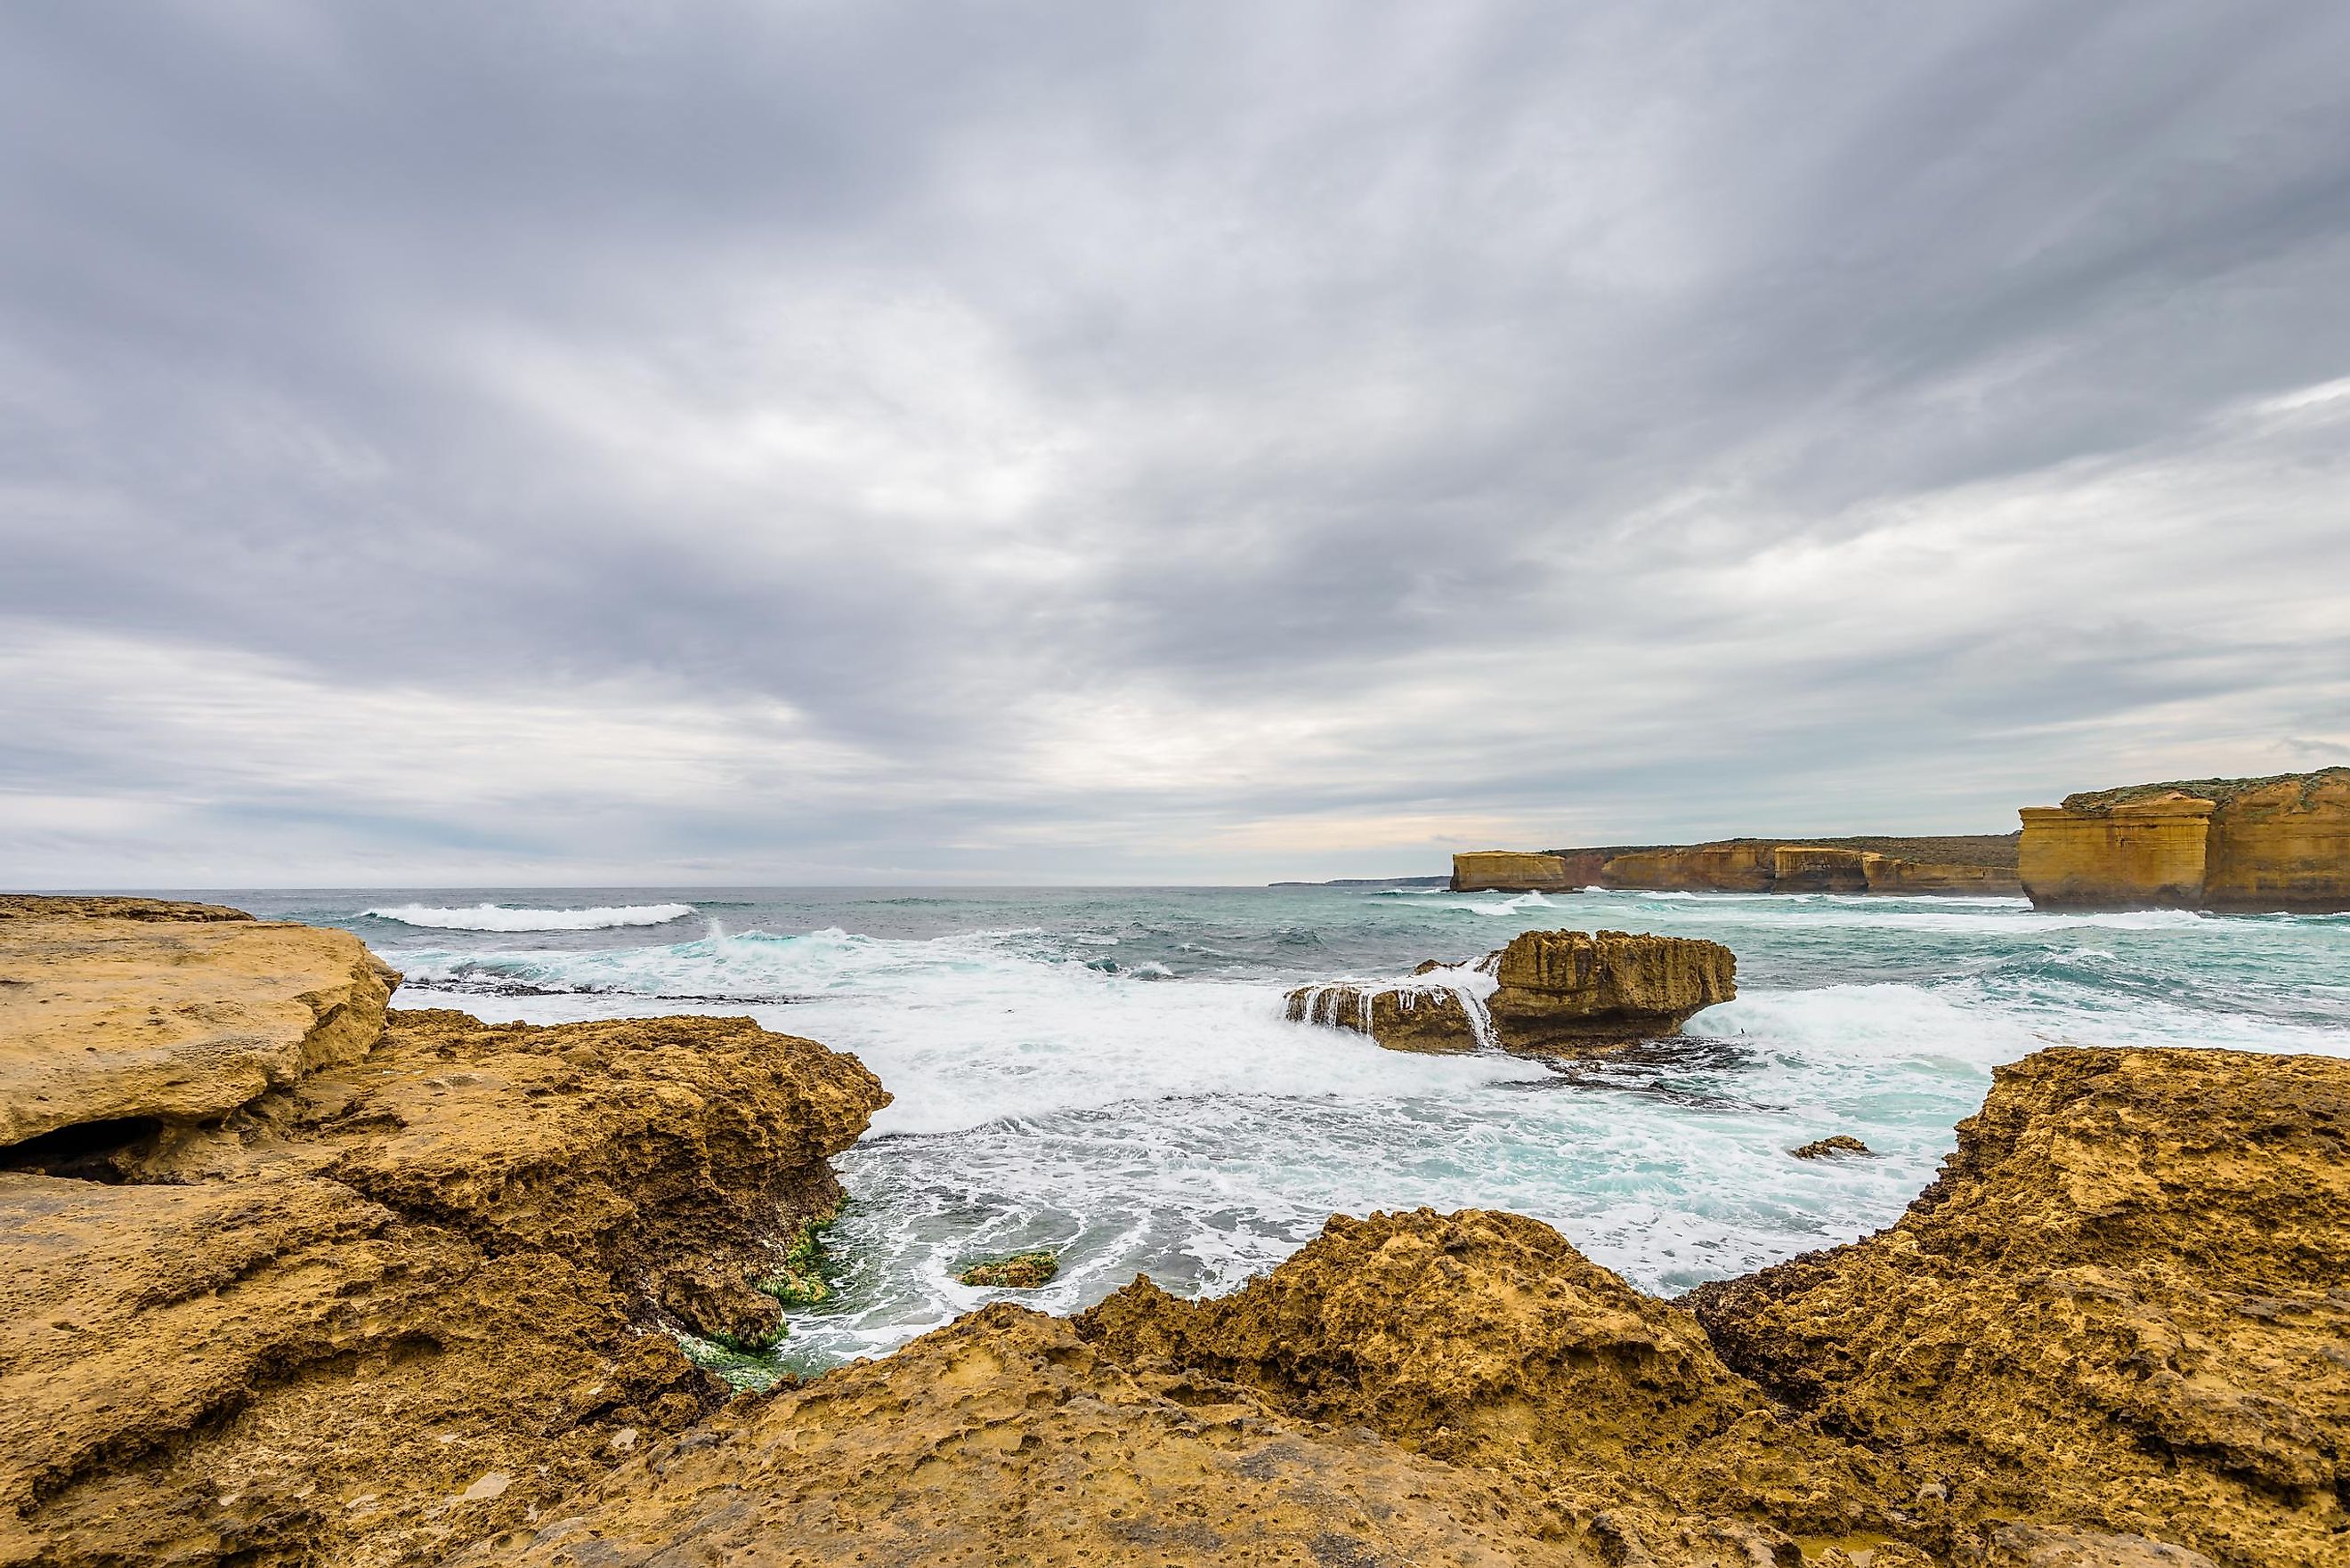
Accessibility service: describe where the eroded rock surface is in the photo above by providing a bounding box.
[469,1303,1640,1568]
[1687,1046,2350,1566]
[0,996,888,1567]
[1286,929,1734,1055]
[0,910,397,1152]
[1080,1208,1902,1557]
[1487,928,1736,1050]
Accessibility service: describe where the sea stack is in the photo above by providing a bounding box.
[1284,928,1735,1055]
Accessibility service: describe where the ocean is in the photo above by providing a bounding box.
[221,885,2350,1374]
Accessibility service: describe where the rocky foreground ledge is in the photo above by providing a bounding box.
[4,901,2345,1566]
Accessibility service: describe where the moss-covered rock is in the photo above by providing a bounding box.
[958,1249,1059,1289]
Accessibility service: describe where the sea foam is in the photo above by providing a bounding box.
[363,901,695,932]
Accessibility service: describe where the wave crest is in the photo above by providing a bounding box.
[363,901,695,932]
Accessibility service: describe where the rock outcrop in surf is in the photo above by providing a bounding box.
[1284,927,1735,1055]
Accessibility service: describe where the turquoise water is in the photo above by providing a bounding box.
[229,885,2350,1370]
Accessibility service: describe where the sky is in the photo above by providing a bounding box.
[5,0,2349,887]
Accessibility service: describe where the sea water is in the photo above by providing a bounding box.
[221,885,2350,1371]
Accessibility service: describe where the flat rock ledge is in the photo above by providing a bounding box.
[1285,927,1736,1055]
[0,907,398,1151]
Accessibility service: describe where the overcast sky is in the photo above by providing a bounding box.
[4,1,2348,887]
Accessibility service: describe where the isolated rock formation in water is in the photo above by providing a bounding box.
[1688,1045,2350,1567]
[2020,767,2350,912]
[0,901,887,1568]
[1285,928,1734,1055]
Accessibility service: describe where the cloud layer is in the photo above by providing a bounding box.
[6,0,2348,885]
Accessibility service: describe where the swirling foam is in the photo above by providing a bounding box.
[363,901,695,932]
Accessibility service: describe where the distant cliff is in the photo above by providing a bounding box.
[1452,835,2022,896]
[2020,767,2350,911]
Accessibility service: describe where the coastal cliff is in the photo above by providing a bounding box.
[5,899,2344,1566]
[1453,836,2024,896]
[2020,768,2350,911]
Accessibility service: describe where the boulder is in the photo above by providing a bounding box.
[1686,1046,2350,1566]
[0,911,398,1154]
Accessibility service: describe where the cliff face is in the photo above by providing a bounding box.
[1451,836,2025,896]
[0,903,888,1568]
[2019,768,2350,911]
[2200,769,2350,910]
[2018,795,2216,909]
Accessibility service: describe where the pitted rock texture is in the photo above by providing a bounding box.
[1079,1208,1901,1554]
[1686,1047,2350,1567]
[0,912,397,1151]
[0,1003,887,1568]
[468,1301,1799,1568]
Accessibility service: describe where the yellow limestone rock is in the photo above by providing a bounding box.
[0,910,397,1151]
[1687,1046,2350,1566]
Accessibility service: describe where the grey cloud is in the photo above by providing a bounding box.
[4,0,2349,883]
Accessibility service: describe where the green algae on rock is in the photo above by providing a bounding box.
[959,1249,1060,1289]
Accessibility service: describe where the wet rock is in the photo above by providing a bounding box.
[0,909,397,1152]
[1791,1135,1873,1159]
[1283,970,1491,1053]
[960,1249,1059,1289]
[1286,929,1734,1056]
[1687,1046,2350,1567]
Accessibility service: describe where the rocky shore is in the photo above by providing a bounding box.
[4,899,2343,1565]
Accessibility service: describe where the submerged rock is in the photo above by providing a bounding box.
[959,1249,1060,1289]
[1286,928,1734,1055]
[1791,1134,1873,1159]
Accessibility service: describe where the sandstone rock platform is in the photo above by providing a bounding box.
[0,908,398,1152]
[0,901,890,1568]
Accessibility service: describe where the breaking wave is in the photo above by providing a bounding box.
[362,901,696,932]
